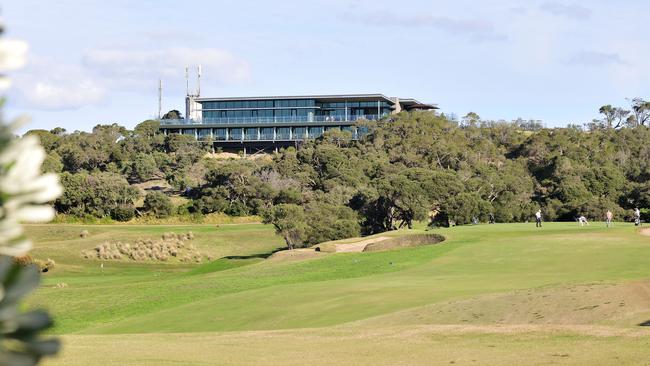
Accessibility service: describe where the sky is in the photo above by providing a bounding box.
[2,0,649,132]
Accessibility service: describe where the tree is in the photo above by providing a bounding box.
[134,120,160,138]
[56,172,140,218]
[598,105,630,129]
[629,98,650,126]
[262,204,307,249]
[162,110,183,120]
[143,191,174,218]
[462,112,481,127]
[42,151,63,173]
[127,153,158,182]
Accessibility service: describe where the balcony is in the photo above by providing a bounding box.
[159,114,385,126]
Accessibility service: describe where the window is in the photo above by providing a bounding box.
[244,128,258,140]
[293,127,306,140]
[214,128,227,141]
[308,126,324,138]
[244,128,257,140]
[229,128,243,140]
[260,128,274,140]
[276,127,291,140]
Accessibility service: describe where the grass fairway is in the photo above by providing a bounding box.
[24,222,650,365]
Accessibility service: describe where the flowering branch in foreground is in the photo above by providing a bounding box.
[0,135,62,256]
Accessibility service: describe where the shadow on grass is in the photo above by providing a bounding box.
[185,248,287,276]
[222,247,285,260]
[638,320,650,327]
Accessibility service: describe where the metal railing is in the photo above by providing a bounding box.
[160,114,385,126]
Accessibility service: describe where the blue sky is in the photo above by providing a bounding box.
[3,0,649,132]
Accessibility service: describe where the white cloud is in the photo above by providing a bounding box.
[340,11,507,43]
[540,2,592,20]
[568,51,625,66]
[82,47,251,88]
[11,47,250,111]
[13,60,107,110]
[25,80,105,110]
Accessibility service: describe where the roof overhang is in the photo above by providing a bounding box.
[195,94,397,104]
[398,98,439,110]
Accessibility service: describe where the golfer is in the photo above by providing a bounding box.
[605,210,613,228]
[634,208,641,226]
[535,210,542,228]
[578,215,589,227]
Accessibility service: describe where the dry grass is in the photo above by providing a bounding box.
[81,232,205,263]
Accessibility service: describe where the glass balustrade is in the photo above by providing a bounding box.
[159,114,385,126]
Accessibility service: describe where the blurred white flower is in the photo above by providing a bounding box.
[0,39,28,71]
[0,135,62,256]
[0,77,10,91]
[0,39,28,92]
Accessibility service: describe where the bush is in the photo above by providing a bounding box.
[111,205,136,221]
[143,191,174,218]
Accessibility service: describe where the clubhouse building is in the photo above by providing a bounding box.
[159,94,437,152]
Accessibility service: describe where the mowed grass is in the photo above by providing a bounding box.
[24,222,650,365]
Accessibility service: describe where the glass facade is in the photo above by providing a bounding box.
[244,128,258,141]
[260,127,274,140]
[160,95,401,145]
[308,126,324,138]
[293,127,307,140]
[200,98,391,124]
[214,128,227,140]
[276,127,291,140]
[229,128,243,140]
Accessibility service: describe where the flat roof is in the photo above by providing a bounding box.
[194,94,438,109]
[195,94,395,103]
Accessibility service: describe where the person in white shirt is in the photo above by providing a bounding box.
[605,210,613,228]
[578,215,589,227]
[535,210,542,228]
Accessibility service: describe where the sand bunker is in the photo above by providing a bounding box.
[267,249,326,263]
[334,237,390,253]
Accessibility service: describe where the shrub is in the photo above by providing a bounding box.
[143,191,174,218]
[111,205,136,221]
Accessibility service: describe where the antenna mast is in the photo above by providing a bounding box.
[158,79,163,119]
[197,65,201,96]
[185,66,189,96]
